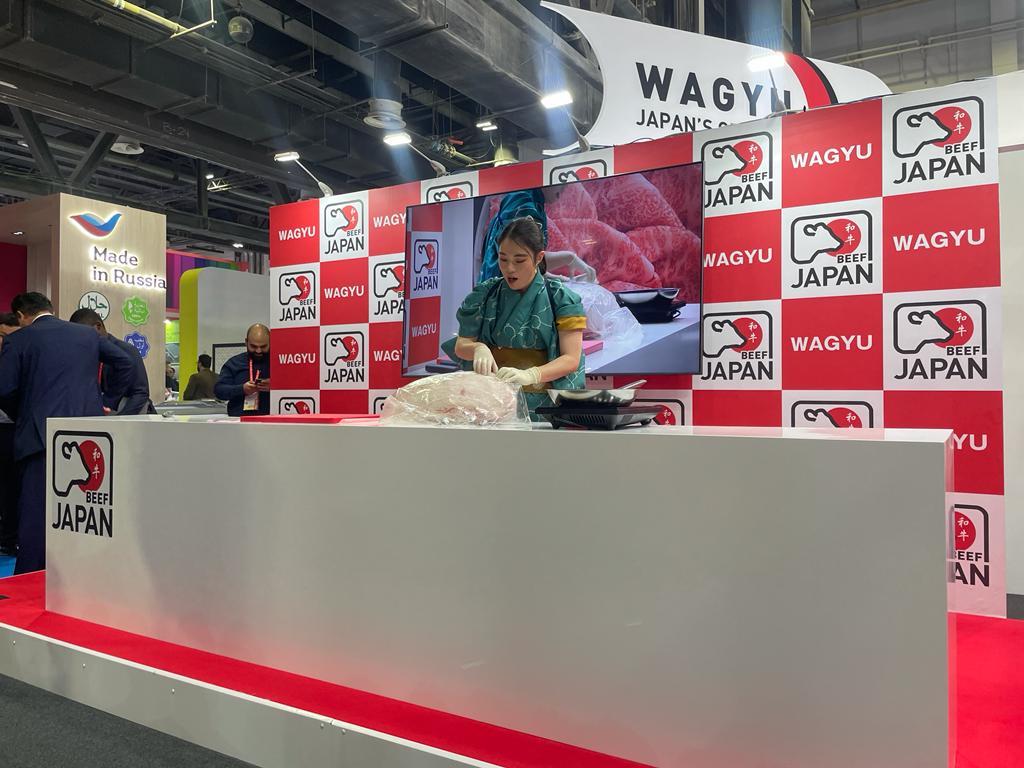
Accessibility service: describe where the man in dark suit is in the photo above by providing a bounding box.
[0,292,134,574]
[215,324,271,417]
[0,312,20,556]
[69,308,156,415]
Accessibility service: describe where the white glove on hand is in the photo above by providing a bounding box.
[496,367,541,387]
[545,250,598,283]
[473,344,498,375]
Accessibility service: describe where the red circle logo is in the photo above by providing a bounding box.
[732,317,763,352]
[933,307,974,348]
[827,218,862,256]
[732,141,763,175]
[445,188,467,200]
[340,204,360,231]
[827,407,863,428]
[77,440,105,492]
[954,511,976,550]
[932,106,972,147]
[575,166,599,180]
[654,406,676,426]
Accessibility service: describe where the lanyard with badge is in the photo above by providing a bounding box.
[243,357,260,412]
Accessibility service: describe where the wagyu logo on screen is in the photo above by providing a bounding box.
[412,238,440,293]
[277,270,317,323]
[424,180,474,203]
[790,211,873,291]
[702,132,773,210]
[701,310,774,382]
[51,431,114,539]
[790,400,874,428]
[69,212,122,238]
[892,300,988,382]
[323,330,366,385]
[892,97,985,185]
[547,159,608,185]
[322,198,366,258]
[950,504,990,588]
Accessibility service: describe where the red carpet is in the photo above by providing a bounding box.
[1,571,1021,767]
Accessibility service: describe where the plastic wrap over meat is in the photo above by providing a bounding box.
[380,372,532,428]
[566,280,643,348]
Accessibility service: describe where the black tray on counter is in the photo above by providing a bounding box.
[535,404,663,431]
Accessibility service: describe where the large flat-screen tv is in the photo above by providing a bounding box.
[402,161,702,377]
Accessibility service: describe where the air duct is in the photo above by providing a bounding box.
[363,52,405,130]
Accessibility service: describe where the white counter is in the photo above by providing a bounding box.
[45,417,951,768]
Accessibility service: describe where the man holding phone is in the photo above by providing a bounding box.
[215,324,272,416]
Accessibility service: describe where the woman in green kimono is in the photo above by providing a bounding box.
[453,217,586,415]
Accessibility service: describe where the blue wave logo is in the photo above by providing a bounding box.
[70,212,122,238]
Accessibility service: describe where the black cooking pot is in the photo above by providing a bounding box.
[614,288,685,323]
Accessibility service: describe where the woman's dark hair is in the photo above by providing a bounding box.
[497,216,547,274]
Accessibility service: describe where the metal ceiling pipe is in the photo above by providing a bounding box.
[99,0,188,35]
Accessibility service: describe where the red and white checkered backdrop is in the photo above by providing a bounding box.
[269,78,1004,616]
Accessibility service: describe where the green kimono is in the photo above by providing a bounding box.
[443,272,586,416]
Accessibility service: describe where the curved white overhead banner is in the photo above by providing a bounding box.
[543,3,891,147]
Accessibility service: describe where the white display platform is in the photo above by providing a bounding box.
[43,417,951,768]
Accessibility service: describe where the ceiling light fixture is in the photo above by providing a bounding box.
[232,242,244,249]
[540,90,573,109]
[476,119,497,132]
[748,52,786,72]
[12,230,23,236]
[0,80,19,90]
[205,172,215,180]
[383,131,413,146]
[273,150,333,197]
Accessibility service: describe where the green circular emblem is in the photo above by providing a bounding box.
[122,296,150,326]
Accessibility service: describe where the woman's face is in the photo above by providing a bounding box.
[498,237,542,290]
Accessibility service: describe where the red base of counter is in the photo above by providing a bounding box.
[1,571,1021,767]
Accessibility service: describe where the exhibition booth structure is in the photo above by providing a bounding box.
[0,192,167,400]
[3,7,1024,766]
[267,74,1013,620]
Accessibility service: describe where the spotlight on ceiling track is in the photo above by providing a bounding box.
[748,52,786,72]
[540,90,573,109]
[383,131,413,146]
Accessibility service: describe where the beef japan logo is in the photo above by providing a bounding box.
[278,270,316,323]
[280,397,315,415]
[412,238,440,293]
[950,504,990,588]
[892,97,985,185]
[373,260,405,316]
[323,330,366,385]
[790,400,874,428]
[701,310,774,382]
[893,300,987,381]
[702,132,773,209]
[51,431,114,538]
[424,180,474,203]
[548,159,608,185]
[790,211,873,290]
[323,199,366,256]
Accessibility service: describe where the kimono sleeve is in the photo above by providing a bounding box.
[549,281,587,332]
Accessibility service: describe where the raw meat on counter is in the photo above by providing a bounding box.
[380,372,528,427]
